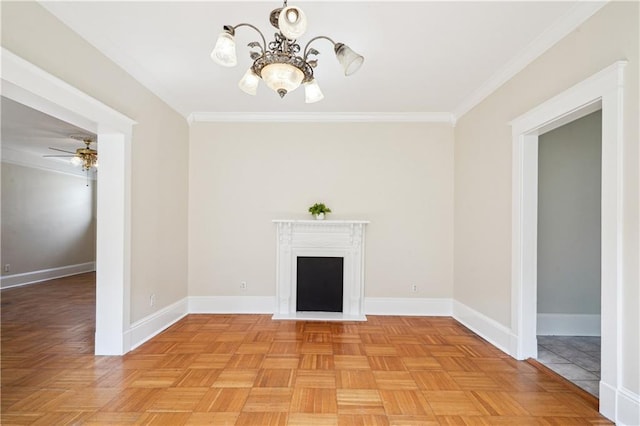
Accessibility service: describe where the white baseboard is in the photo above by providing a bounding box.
[0,262,96,289]
[616,387,640,426]
[124,297,189,351]
[600,381,617,421]
[188,296,452,318]
[452,300,517,357]
[600,382,640,425]
[537,313,601,336]
[364,297,452,316]
[188,296,275,314]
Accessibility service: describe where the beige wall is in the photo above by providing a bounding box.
[1,1,189,322]
[455,1,638,392]
[1,163,96,282]
[189,122,454,300]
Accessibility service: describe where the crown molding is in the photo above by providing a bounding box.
[187,111,455,125]
[452,1,607,122]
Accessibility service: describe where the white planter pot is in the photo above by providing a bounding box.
[314,213,325,220]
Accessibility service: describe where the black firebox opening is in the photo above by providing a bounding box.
[296,257,344,312]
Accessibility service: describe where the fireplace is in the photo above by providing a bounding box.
[273,219,369,321]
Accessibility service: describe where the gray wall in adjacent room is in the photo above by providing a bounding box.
[1,162,96,286]
[537,110,602,315]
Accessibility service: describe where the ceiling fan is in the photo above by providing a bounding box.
[44,135,98,171]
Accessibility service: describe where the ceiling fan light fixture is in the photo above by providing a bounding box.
[76,151,98,171]
[73,137,98,171]
[211,1,363,102]
[44,135,98,182]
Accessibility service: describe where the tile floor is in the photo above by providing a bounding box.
[537,335,601,397]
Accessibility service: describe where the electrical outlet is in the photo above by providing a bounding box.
[411,284,418,293]
[4,264,9,273]
[240,281,247,290]
[150,294,156,307]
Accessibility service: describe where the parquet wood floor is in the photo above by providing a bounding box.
[1,274,611,425]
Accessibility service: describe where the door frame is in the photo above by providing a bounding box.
[510,61,626,419]
[1,48,135,355]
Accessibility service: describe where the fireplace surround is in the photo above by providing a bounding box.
[273,219,369,321]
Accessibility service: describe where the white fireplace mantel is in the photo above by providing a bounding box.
[273,219,369,321]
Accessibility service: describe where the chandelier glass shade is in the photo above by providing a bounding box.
[304,79,324,103]
[261,63,305,96]
[335,44,365,76]
[211,1,364,102]
[211,32,237,67]
[278,6,307,40]
[238,69,260,95]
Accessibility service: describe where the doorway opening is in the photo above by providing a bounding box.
[1,96,99,355]
[535,110,602,396]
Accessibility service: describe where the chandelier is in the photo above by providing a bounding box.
[210,0,364,103]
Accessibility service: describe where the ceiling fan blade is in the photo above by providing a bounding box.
[43,155,75,157]
[48,147,76,154]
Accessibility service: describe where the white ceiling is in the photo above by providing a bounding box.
[39,0,605,120]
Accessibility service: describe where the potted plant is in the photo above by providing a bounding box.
[308,202,332,220]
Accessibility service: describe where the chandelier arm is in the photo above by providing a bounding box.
[303,35,336,60]
[231,23,268,52]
